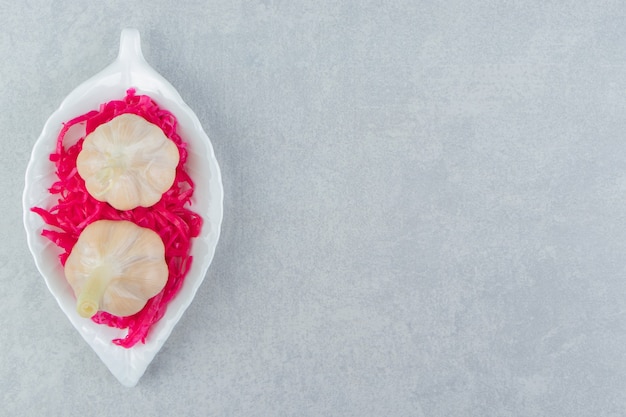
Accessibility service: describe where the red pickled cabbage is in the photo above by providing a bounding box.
[32,88,203,348]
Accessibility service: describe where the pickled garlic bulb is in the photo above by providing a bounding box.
[64,220,169,318]
[76,113,180,211]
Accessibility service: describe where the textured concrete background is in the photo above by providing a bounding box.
[3,1,626,416]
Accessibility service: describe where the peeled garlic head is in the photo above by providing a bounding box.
[64,220,169,318]
[76,113,180,211]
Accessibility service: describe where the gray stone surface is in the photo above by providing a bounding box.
[3,1,626,415]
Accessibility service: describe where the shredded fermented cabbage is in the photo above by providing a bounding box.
[32,89,202,348]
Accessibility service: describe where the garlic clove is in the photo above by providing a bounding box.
[64,220,169,318]
[76,113,180,211]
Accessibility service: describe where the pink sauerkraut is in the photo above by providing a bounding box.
[32,89,202,348]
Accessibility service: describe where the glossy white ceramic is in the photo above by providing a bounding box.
[22,29,223,387]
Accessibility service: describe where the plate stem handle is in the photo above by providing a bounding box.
[118,28,145,64]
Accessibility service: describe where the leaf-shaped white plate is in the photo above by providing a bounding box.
[22,29,223,387]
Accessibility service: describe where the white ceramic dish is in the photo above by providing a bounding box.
[22,29,223,387]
